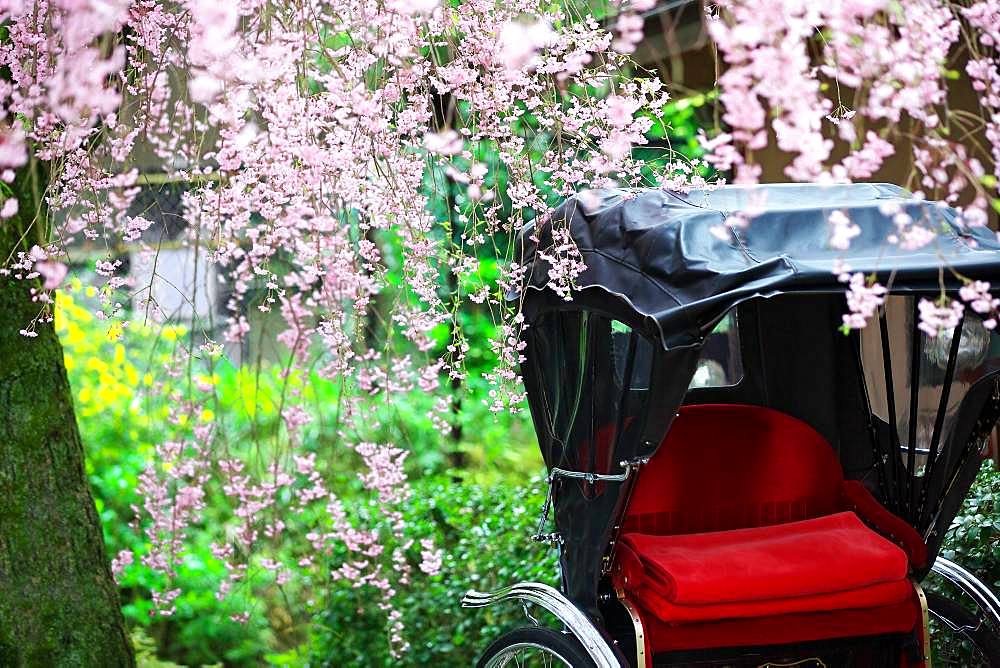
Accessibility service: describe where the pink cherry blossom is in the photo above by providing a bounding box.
[423,130,464,156]
[841,272,887,330]
[35,261,68,290]
[0,198,18,219]
[604,95,641,128]
[0,129,27,169]
[418,538,443,576]
[498,20,554,72]
[842,132,895,179]
[918,298,965,337]
[960,280,1000,328]
[613,12,644,53]
[4,0,999,655]
[828,210,860,250]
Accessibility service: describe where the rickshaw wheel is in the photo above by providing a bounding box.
[928,591,1000,666]
[476,627,597,668]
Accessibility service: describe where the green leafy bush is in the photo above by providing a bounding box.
[942,461,1000,588]
[285,477,557,666]
[59,289,551,665]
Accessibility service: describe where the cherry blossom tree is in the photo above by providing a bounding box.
[0,0,671,659]
[700,0,1000,334]
[3,0,1000,661]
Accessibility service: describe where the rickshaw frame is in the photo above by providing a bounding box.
[463,555,1000,668]
[466,183,1000,667]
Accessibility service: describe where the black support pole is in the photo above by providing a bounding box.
[906,299,922,518]
[879,309,902,513]
[920,315,965,522]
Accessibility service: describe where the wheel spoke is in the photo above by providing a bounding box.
[932,613,995,666]
[484,640,575,668]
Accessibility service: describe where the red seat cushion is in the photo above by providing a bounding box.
[641,599,920,653]
[641,581,914,623]
[616,512,911,623]
[622,404,845,536]
[611,404,924,656]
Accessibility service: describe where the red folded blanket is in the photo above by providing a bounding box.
[633,579,913,623]
[620,511,909,606]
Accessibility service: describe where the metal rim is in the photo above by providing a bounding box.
[929,610,994,665]
[463,582,619,667]
[930,608,984,636]
[930,557,1000,627]
[927,590,1000,666]
[483,641,574,668]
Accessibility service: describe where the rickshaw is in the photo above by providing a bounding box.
[463,183,1000,667]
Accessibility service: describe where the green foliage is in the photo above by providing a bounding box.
[941,461,1000,589]
[60,285,550,665]
[66,269,1000,667]
[291,477,557,667]
[640,90,717,160]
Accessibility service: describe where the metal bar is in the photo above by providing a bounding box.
[549,457,649,484]
[616,588,648,668]
[922,380,1000,535]
[930,556,1000,629]
[586,320,599,482]
[462,582,621,668]
[921,315,964,521]
[603,455,651,576]
[852,330,891,501]
[879,309,902,511]
[913,581,931,667]
[907,298,923,517]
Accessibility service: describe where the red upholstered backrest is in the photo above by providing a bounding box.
[622,404,844,536]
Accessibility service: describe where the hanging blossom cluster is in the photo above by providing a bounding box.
[0,0,678,653]
[703,0,1000,334]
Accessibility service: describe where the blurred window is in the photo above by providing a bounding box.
[689,310,743,388]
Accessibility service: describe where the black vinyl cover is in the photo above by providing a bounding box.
[518,183,1000,349]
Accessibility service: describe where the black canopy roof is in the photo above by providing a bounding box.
[519,183,1000,349]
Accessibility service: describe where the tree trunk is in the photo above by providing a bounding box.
[0,162,135,666]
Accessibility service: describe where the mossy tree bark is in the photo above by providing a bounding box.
[0,161,135,666]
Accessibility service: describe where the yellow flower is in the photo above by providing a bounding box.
[107,321,124,341]
[97,384,121,407]
[64,322,86,347]
[86,357,109,374]
[200,408,215,422]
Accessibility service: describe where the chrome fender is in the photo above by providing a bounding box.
[931,556,1000,626]
[462,582,621,667]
